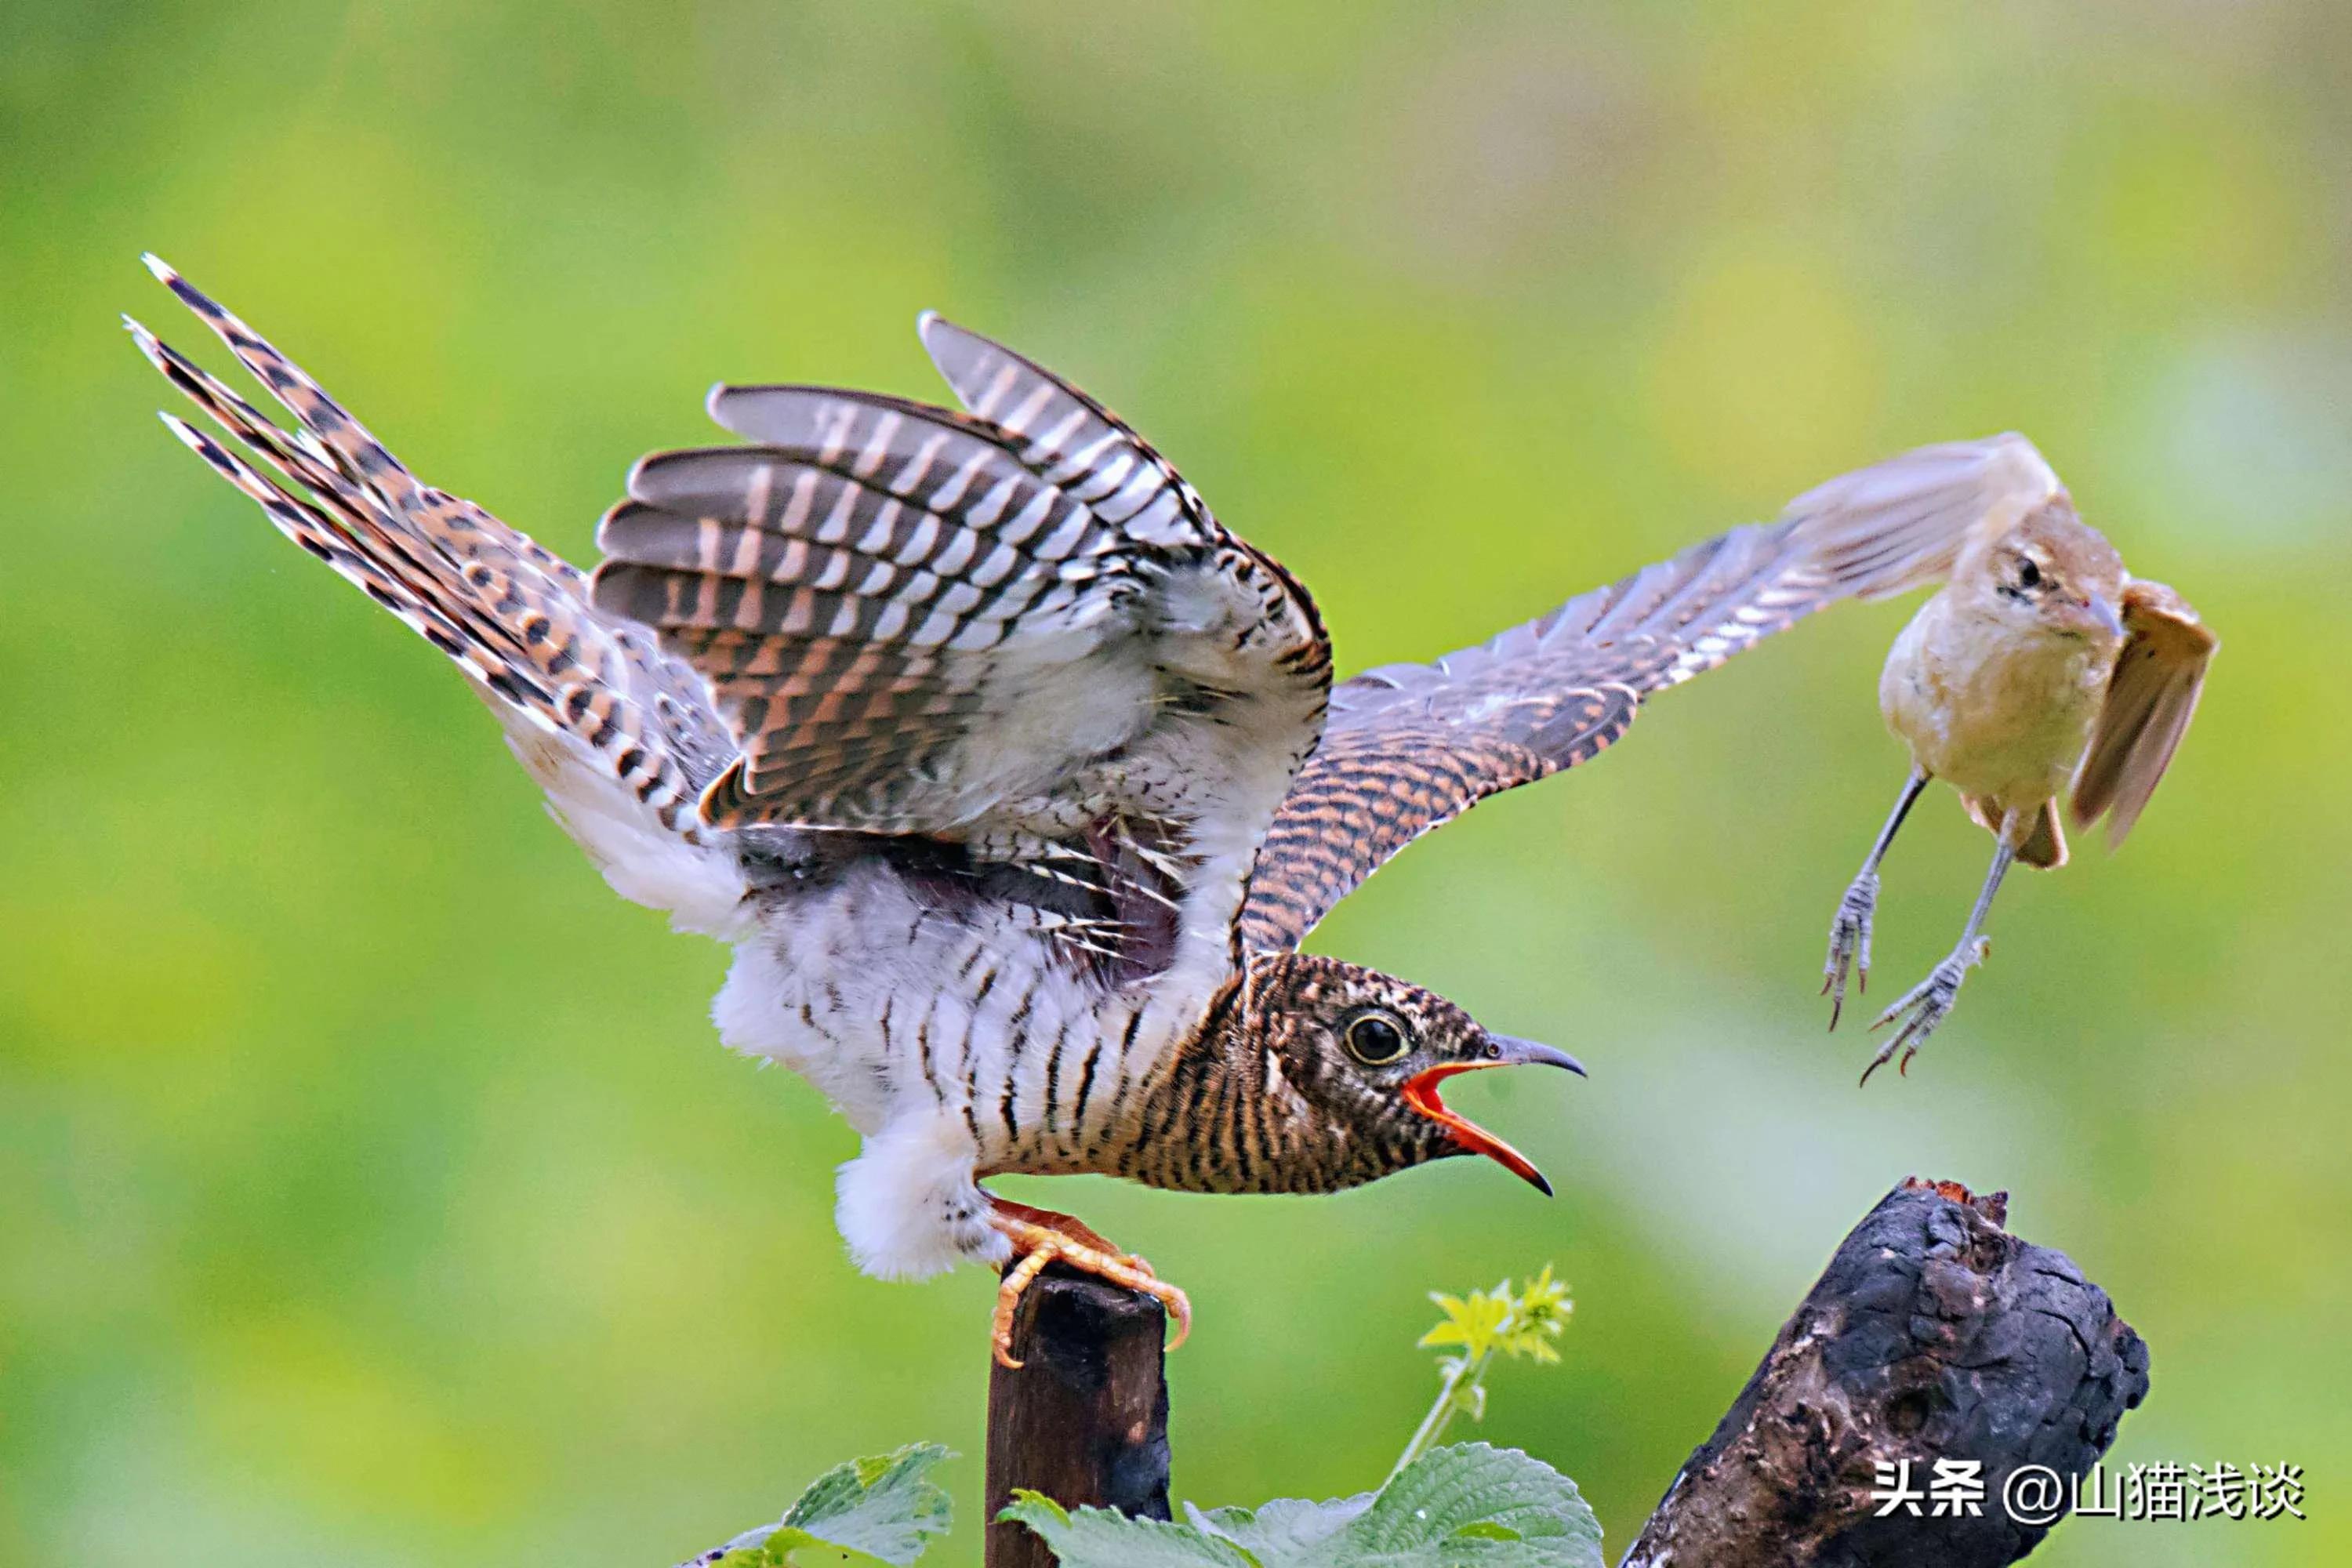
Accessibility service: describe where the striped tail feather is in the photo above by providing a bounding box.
[134,258,750,932]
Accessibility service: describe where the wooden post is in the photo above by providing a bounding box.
[982,1264,1172,1568]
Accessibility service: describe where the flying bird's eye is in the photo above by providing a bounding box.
[1344,1011,1411,1065]
[2016,557,2044,590]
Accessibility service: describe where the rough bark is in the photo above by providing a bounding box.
[984,1265,1172,1568]
[1621,1177,2150,1567]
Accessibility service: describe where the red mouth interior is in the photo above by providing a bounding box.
[1400,1062,1552,1196]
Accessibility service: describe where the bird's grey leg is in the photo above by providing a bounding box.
[1823,767,1931,1029]
[1863,827,2016,1083]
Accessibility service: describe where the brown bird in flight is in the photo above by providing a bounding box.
[1812,436,2217,1080]
[135,256,2024,1365]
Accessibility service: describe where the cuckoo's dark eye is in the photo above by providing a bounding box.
[1344,1011,1411,1065]
[2016,557,2044,590]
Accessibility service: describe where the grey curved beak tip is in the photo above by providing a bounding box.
[2089,593,2126,640]
[1529,1169,1556,1199]
[1491,1035,1587,1078]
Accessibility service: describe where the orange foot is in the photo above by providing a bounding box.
[984,1197,1192,1370]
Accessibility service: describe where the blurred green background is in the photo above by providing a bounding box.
[5,3,2348,1564]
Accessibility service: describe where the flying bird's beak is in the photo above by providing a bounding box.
[1399,1035,1584,1198]
[2079,591,2126,641]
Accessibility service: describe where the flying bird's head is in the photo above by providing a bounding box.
[1959,501,2129,648]
[1228,952,1584,1195]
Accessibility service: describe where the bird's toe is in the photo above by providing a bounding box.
[984,1203,1189,1367]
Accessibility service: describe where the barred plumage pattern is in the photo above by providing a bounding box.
[131,257,733,850]
[132,261,1342,1281]
[1237,463,2014,951]
[136,258,2047,1305]
[594,314,1326,845]
[1108,955,1471,1196]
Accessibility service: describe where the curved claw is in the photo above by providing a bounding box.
[1857,937,1987,1087]
[1160,1281,1193,1353]
[1821,873,1878,1032]
[985,1204,1191,1369]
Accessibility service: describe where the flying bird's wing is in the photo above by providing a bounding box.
[1236,436,2052,952]
[1772,431,2066,593]
[129,260,750,935]
[593,315,1330,944]
[2069,579,2216,848]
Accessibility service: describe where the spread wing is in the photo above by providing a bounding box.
[130,259,752,936]
[592,315,1330,957]
[2069,579,2216,848]
[1236,435,2059,951]
[1770,431,2066,590]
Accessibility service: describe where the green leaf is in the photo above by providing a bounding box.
[996,1446,1600,1568]
[1341,1443,1602,1568]
[715,1444,955,1566]
[1188,1494,1372,1556]
[996,1492,1262,1567]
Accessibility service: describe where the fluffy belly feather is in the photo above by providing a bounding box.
[710,861,1206,1167]
[1882,607,2107,805]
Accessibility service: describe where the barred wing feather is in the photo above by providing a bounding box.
[1236,435,2064,951]
[131,259,747,934]
[593,325,1330,861]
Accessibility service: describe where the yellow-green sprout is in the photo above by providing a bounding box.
[1392,1266,1573,1481]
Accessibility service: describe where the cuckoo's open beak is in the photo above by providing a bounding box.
[1400,1036,1584,1198]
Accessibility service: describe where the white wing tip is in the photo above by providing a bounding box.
[916,310,976,357]
[622,445,674,499]
[915,310,958,360]
[140,252,179,285]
